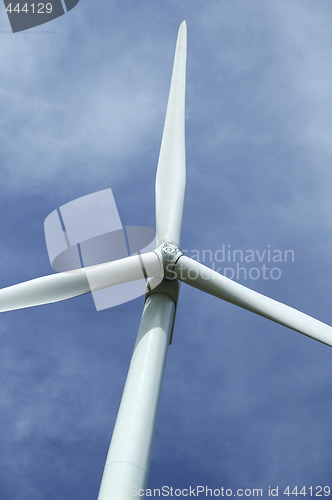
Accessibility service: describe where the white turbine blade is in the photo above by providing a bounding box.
[155,21,187,246]
[175,255,332,347]
[0,270,90,312]
[0,251,163,313]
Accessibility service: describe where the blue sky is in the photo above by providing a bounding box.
[1,1,332,498]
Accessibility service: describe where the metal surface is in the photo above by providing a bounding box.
[159,243,183,278]
[155,21,187,246]
[0,251,162,312]
[97,293,175,500]
[175,255,332,346]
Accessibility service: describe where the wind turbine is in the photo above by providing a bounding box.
[1,20,332,500]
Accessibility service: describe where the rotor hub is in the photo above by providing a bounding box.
[159,243,183,279]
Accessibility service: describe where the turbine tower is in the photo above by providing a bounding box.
[1,21,332,500]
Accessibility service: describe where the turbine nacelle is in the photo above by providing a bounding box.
[158,242,183,279]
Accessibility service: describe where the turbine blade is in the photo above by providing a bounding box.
[0,270,90,312]
[0,251,162,312]
[155,21,187,246]
[175,256,332,347]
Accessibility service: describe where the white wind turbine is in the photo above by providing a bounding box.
[1,21,332,500]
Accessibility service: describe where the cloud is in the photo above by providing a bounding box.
[1,1,332,498]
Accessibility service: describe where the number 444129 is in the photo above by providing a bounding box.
[283,485,330,496]
[5,3,53,14]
